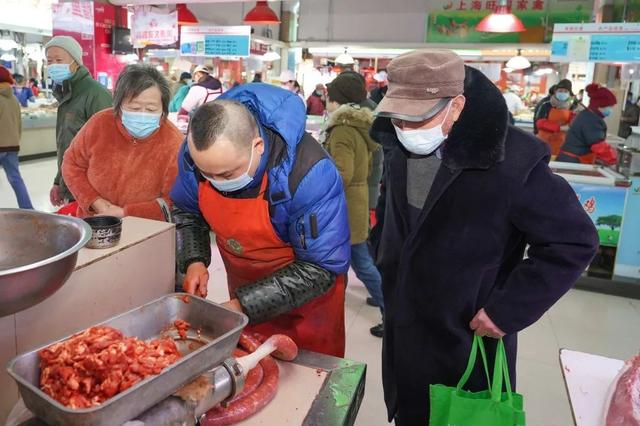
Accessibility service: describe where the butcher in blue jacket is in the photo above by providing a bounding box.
[170,84,350,357]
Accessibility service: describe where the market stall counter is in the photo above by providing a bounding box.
[19,108,58,160]
[550,161,640,296]
[0,217,176,424]
[8,347,366,426]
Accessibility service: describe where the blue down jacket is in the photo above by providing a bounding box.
[170,84,350,323]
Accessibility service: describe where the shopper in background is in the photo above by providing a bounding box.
[306,83,326,116]
[11,74,36,107]
[45,35,113,207]
[572,88,585,110]
[62,64,181,221]
[557,83,618,165]
[28,78,40,97]
[625,90,635,109]
[171,71,192,96]
[370,49,598,425]
[533,84,557,134]
[279,69,297,92]
[293,81,304,101]
[370,70,388,105]
[502,85,527,116]
[324,71,384,337]
[534,79,575,156]
[178,65,223,116]
[618,94,640,139]
[252,72,262,83]
[0,66,33,209]
[169,72,192,113]
[170,85,350,357]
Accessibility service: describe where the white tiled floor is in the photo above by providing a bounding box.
[4,157,640,426]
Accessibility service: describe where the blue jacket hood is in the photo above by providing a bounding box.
[219,83,307,156]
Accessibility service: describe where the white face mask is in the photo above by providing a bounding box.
[393,100,454,156]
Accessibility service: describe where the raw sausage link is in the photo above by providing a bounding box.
[268,334,298,361]
[238,332,261,353]
[201,355,278,424]
[201,332,298,425]
[242,332,298,361]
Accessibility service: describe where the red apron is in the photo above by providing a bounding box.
[199,174,346,357]
[538,108,572,157]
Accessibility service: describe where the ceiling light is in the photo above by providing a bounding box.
[534,67,554,76]
[244,1,280,25]
[176,3,198,26]
[335,48,354,65]
[476,0,525,33]
[262,50,280,61]
[506,49,531,70]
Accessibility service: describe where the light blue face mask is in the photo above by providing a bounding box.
[121,110,161,139]
[555,91,570,102]
[203,147,256,192]
[601,106,613,117]
[48,63,74,83]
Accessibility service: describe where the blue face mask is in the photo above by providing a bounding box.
[48,64,74,83]
[601,107,613,117]
[121,111,161,139]
[555,91,570,102]
[203,147,256,193]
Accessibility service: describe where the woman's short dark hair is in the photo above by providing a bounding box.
[113,64,171,117]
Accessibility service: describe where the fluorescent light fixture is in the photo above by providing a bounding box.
[262,50,280,61]
[1,53,17,61]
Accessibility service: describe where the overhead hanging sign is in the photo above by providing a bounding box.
[131,6,178,48]
[180,26,251,58]
[425,0,592,44]
[551,23,640,63]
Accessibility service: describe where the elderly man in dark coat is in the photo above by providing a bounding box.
[369,49,599,425]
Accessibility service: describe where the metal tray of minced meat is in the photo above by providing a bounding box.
[7,293,248,426]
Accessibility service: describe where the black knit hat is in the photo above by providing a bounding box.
[327,71,367,105]
[556,79,573,95]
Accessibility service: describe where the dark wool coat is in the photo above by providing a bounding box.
[369,66,598,425]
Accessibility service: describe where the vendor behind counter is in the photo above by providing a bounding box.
[557,83,617,165]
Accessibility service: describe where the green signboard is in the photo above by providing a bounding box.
[426,0,592,43]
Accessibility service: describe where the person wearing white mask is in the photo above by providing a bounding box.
[534,78,575,157]
[369,49,598,425]
[169,84,350,358]
[45,36,113,208]
[61,64,182,220]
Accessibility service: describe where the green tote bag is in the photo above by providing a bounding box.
[429,335,526,426]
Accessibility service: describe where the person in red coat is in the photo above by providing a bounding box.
[306,84,326,116]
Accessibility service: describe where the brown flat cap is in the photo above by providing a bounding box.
[376,49,465,121]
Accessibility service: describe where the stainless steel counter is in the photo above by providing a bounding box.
[10,350,366,426]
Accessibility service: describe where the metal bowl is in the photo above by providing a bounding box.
[0,209,92,317]
[84,216,122,249]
